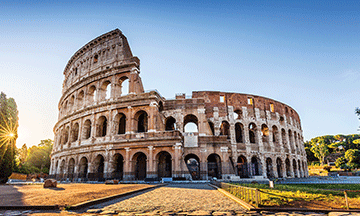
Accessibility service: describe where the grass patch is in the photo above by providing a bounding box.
[228,183,360,209]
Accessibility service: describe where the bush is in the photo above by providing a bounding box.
[323,166,331,172]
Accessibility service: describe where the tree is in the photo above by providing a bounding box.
[345,149,360,170]
[0,92,19,183]
[24,139,53,174]
[309,136,330,165]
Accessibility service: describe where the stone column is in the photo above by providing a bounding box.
[257,129,264,152]
[147,146,156,178]
[148,102,157,132]
[124,147,131,180]
[197,107,206,136]
[173,143,182,178]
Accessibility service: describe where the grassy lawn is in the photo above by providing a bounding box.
[230,183,360,209]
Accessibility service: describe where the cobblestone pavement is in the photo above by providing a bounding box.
[1,183,360,215]
[88,183,246,215]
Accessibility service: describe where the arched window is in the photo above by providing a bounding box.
[220,121,230,139]
[83,119,91,139]
[184,154,200,180]
[71,123,79,142]
[77,90,84,108]
[93,54,98,64]
[249,123,257,143]
[184,114,198,132]
[234,109,242,120]
[88,85,97,103]
[251,156,260,176]
[165,117,176,131]
[208,121,215,135]
[261,124,269,148]
[235,123,243,143]
[119,76,129,96]
[135,111,148,133]
[117,113,126,134]
[97,116,107,137]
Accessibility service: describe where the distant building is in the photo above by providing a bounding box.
[49,29,308,181]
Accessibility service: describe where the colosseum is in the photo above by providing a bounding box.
[49,29,308,182]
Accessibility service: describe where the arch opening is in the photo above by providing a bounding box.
[184,154,200,180]
[113,153,124,180]
[133,152,147,180]
[157,151,172,178]
[207,154,222,179]
[165,117,176,131]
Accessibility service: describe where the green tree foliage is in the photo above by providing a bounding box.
[308,136,334,165]
[15,139,53,174]
[307,134,360,170]
[335,157,347,169]
[344,149,360,169]
[0,92,19,183]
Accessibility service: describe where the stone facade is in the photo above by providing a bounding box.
[49,29,308,181]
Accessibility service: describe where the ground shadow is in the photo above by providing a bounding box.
[44,187,65,191]
[0,185,25,206]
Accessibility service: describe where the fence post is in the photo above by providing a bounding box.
[255,189,259,207]
[344,191,349,210]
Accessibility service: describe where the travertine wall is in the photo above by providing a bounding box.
[50,29,308,182]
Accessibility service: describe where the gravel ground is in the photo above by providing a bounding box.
[90,183,246,214]
[0,183,151,206]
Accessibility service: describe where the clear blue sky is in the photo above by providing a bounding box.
[0,0,359,147]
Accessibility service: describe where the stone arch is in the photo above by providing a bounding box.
[96,116,108,137]
[112,153,124,180]
[83,119,92,139]
[266,157,274,178]
[184,114,198,132]
[55,160,59,176]
[88,85,97,103]
[63,126,69,146]
[261,124,270,150]
[71,123,79,142]
[59,159,66,179]
[68,158,75,181]
[292,159,297,178]
[156,151,172,178]
[251,156,261,176]
[281,129,288,153]
[135,110,148,133]
[208,121,215,135]
[184,154,200,180]
[99,80,111,100]
[298,159,302,177]
[79,157,88,179]
[288,129,294,153]
[276,157,283,178]
[119,76,129,96]
[207,154,222,179]
[114,113,126,134]
[220,121,230,139]
[93,154,105,181]
[133,152,147,180]
[285,158,291,177]
[69,95,75,112]
[77,90,85,108]
[237,155,248,178]
[249,123,257,144]
[165,116,176,131]
[234,109,242,120]
[235,123,243,143]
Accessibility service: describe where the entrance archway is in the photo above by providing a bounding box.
[184,154,200,180]
[251,156,260,176]
[94,155,105,181]
[207,154,222,179]
[237,155,248,178]
[276,158,283,178]
[133,152,147,180]
[266,158,273,178]
[113,153,124,180]
[157,151,172,178]
[79,157,88,179]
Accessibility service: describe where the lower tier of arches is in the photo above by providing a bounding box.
[50,147,308,181]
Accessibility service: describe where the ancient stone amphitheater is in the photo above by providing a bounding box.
[49,29,308,181]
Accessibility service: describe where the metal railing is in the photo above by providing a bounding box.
[212,181,261,207]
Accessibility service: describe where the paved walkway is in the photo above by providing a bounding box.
[87,183,246,215]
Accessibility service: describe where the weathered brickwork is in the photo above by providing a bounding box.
[49,29,308,181]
